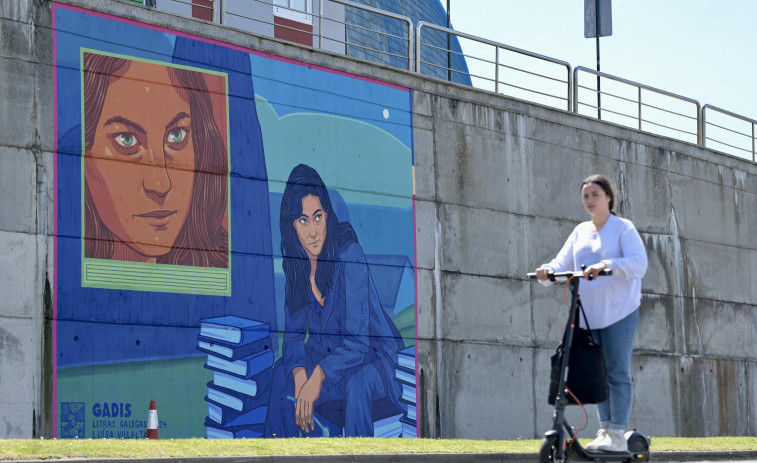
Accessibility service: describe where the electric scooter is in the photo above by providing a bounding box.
[527,268,651,463]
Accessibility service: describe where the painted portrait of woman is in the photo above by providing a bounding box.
[265,164,405,437]
[82,51,228,268]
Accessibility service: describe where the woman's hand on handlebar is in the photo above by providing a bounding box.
[535,267,551,281]
[583,261,607,280]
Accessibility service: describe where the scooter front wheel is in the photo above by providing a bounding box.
[627,432,651,461]
[539,434,562,463]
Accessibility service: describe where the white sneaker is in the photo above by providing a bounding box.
[585,428,607,451]
[596,428,628,452]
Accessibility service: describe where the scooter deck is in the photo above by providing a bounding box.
[571,442,648,462]
[578,449,645,462]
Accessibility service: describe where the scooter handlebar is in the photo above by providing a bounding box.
[527,268,612,281]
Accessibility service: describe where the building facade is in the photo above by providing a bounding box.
[153,0,471,84]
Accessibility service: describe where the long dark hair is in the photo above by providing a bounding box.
[280,164,358,312]
[82,52,228,267]
[581,174,616,216]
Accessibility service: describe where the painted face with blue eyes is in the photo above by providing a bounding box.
[294,194,328,260]
[84,60,196,262]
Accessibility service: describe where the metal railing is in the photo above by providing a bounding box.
[416,22,572,112]
[170,0,412,70]
[574,67,701,145]
[138,0,757,164]
[701,105,757,162]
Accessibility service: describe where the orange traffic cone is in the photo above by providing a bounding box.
[146,400,160,439]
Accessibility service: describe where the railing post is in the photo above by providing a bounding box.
[406,18,413,71]
[572,67,580,113]
[752,123,755,162]
[415,22,423,74]
[494,46,499,93]
[700,106,707,147]
[210,0,225,24]
[318,0,323,50]
[638,87,642,131]
[566,64,572,112]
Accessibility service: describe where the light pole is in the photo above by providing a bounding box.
[595,0,601,119]
[584,0,612,120]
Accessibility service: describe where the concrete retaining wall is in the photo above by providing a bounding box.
[412,90,756,439]
[1,0,754,438]
[0,0,54,437]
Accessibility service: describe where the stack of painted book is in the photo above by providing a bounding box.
[198,315,273,439]
[395,345,417,438]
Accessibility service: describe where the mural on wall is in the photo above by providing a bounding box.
[53,3,416,439]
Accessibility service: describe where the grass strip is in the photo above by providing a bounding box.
[0,437,755,460]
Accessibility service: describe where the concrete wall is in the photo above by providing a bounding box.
[411,92,757,439]
[0,0,54,437]
[1,0,755,439]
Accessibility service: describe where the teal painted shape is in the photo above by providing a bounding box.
[249,54,412,149]
[256,96,413,209]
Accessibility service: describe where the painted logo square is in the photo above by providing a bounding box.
[61,402,85,438]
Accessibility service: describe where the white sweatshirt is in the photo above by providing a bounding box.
[541,214,648,329]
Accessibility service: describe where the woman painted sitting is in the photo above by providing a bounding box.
[265,164,404,437]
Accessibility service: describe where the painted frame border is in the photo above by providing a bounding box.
[78,48,233,296]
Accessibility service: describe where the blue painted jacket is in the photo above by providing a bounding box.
[282,242,404,395]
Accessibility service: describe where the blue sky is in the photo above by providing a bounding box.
[442,0,757,157]
[444,0,755,116]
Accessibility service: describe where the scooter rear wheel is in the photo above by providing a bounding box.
[539,435,560,463]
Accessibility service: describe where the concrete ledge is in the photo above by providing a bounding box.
[13,451,757,463]
[650,450,757,462]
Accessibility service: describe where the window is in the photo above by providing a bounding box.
[273,0,311,13]
[272,0,314,46]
